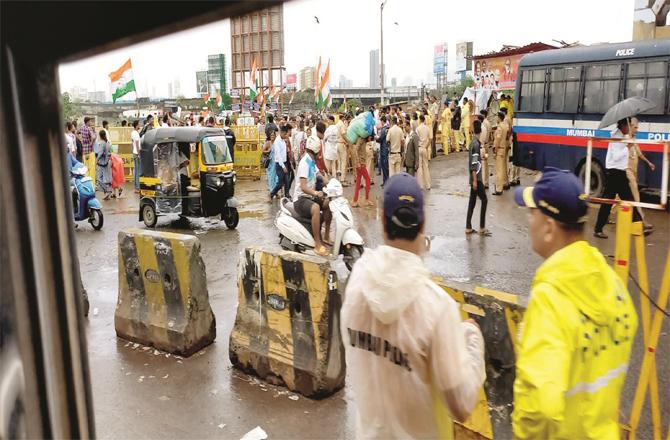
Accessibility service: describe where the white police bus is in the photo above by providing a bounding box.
[514,39,669,197]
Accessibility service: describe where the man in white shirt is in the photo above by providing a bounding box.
[131,120,141,191]
[65,121,77,155]
[323,115,339,177]
[293,121,331,256]
[341,173,486,439]
[594,117,642,238]
[269,124,290,200]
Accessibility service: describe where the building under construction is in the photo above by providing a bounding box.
[230,4,286,97]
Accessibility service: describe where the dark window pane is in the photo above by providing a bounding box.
[626,78,646,98]
[522,70,531,82]
[647,61,667,77]
[628,63,645,76]
[643,78,666,114]
[565,81,580,112]
[602,79,619,111]
[548,81,565,112]
[531,69,545,82]
[586,65,602,79]
[520,83,532,111]
[565,66,581,80]
[551,68,565,81]
[603,64,621,78]
[583,80,601,113]
[530,83,544,112]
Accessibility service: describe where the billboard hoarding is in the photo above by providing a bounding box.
[455,41,473,72]
[474,54,522,91]
[433,43,447,75]
[196,70,208,95]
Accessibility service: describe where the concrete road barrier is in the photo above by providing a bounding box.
[229,247,345,398]
[434,278,525,440]
[115,228,216,356]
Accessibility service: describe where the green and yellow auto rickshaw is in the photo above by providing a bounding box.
[138,127,238,228]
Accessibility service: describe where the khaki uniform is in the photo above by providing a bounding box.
[461,102,472,152]
[480,119,492,188]
[387,124,404,177]
[626,143,645,223]
[493,121,509,193]
[440,107,453,154]
[506,114,519,183]
[416,123,432,190]
[365,141,375,177]
[335,119,349,183]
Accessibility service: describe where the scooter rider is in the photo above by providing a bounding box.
[293,120,332,257]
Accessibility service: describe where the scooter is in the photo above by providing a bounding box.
[71,163,104,230]
[275,178,364,271]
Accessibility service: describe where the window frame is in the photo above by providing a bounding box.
[623,60,669,115]
[546,65,582,113]
[518,68,546,113]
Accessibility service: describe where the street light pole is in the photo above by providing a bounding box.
[380,0,387,106]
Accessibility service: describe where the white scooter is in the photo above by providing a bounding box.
[275,178,365,270]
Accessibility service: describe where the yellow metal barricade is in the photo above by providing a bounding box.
[585,137,669,439]
[119,153,135,182]
[233,125,263,180]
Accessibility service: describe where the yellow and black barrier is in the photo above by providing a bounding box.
[229,247,345,398]
[115,228,216,356]
[434,278,525,439]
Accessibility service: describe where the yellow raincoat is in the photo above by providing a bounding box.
[513,240,637,439]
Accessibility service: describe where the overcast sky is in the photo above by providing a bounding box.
[58,0,634,98]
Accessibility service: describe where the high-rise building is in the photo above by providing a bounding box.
[230,5,286,96]
[207,54,227,95]
[173,77,181,97]
[299,66,317,91]
[338,75,353,88]
[369,49,380,88]
[167,82,173,99]
[391,77,397,88]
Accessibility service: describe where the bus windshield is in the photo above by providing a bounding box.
[201,136,232,164]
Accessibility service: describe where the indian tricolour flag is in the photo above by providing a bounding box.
[248,58,258,101]
[321,59,332,108]
[109,58,136,103]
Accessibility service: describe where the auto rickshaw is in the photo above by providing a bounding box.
[138,127,239,228]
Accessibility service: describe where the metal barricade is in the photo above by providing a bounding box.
[233,125,264,180]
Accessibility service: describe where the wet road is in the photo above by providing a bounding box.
[77,153,668,439]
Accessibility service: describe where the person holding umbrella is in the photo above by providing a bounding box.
[593,96,656,239]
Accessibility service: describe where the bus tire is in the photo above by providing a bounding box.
[578,160,605,198]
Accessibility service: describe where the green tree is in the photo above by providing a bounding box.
[61,92,81,121]
[445,75,476,100]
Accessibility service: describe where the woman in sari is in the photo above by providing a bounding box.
[94,130,113,200]
[263,127,279,198]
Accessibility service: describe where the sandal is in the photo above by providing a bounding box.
[322,239,334,246]
[315,245,330,257]
[479,229,492,236]
[351,200,360,208]
[366,199,375,207]
[465,228,476,235]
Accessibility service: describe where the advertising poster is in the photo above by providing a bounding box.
[196,71,208,95]
[433,43,446,75]
[455,41,472,72]
[474,53,522,90]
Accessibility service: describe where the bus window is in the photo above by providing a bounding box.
[548,66,581,113]
[582,64,621,113]
[519,68,545,112]
[625,61,668,114]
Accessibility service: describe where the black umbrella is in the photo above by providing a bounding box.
[598,96,656,129]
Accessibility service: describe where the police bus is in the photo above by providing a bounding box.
[513,39,669,197]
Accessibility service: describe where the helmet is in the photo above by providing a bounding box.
[306,137,321,155]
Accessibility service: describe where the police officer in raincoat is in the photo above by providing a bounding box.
[513,168,638,439]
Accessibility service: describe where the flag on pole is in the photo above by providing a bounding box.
[249,58,258,101]
[216,92,223,108]
[109,58,136,103]
[315,57,322,109]
[321,59,331,108]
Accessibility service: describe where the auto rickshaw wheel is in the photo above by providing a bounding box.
[222,207,239,229]
[143,203,157,228]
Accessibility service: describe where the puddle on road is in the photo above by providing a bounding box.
[239,210,266,219]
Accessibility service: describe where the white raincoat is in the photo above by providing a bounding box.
[341,245,486,439]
